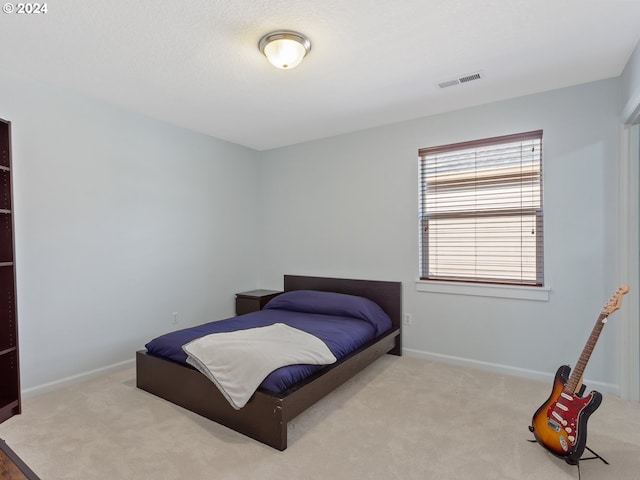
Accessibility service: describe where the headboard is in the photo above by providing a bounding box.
[283,275,402,335]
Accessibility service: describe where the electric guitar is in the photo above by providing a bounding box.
[529,285,629,465]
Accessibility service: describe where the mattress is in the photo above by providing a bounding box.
[144,290,392,394]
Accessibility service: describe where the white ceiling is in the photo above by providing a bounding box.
[2,0,640,151]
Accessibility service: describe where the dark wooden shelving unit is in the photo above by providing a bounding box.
[0,118,20,424]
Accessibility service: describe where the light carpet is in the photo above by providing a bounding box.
[0,356,638,480]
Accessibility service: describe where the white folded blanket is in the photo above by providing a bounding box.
[182,323,337,409]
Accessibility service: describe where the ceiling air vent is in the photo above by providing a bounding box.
[437,71,484,89]
[458,72,482,83]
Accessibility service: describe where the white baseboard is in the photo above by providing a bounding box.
[21,358,136,399]
[402,348,621,397]
[21,350,622,400]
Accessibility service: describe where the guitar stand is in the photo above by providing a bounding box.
[573,446,609,480]
[526,438,609,480]
[579,445,609,465]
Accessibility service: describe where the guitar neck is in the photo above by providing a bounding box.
[565,313,608,394]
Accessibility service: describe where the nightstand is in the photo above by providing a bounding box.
[235,289,283,315]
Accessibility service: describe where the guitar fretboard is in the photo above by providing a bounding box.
[564,313,607,395]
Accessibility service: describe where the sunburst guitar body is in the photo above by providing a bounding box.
[529,285,628,465]
[530,365,602,464]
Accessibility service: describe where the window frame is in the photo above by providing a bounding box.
[418,130,544,288]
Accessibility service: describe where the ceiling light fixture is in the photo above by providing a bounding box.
[258,30,311,70]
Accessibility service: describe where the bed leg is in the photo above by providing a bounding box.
[272,406,287,451]
[388,333,402,356]
[251,405,287,451]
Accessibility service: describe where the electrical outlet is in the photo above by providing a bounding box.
[403,313,412,326]
[171,312,178,324]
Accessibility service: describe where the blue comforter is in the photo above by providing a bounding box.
[145,290,392,394]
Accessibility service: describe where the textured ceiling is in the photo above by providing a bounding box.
[1,0,640,150]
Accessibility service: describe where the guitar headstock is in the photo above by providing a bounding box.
[601,285,630,316]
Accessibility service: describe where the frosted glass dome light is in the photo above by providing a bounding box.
[259,31,311,70]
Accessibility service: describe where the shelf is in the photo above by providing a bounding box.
[0,253,15,353]
[0,399,20,423]
[0,121,9,170]
[0,168,9,212]
[0,215,13,262]
[0,346,16,356]
[0,349,19,423]
[0,398,19,411]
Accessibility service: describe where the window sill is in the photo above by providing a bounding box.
[415,280,550,301]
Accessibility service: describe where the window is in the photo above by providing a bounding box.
[419,130,543,286]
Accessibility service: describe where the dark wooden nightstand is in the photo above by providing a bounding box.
[235,289,282,315]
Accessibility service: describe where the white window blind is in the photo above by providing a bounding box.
[419,130,543,286]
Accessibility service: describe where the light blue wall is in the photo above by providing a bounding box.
[259,78,624,393]
[0,72,262,391]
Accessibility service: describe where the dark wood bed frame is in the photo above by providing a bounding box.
[136,275,402,450]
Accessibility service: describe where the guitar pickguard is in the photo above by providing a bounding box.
[545,391,593,450]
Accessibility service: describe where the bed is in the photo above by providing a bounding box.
[136,275,402,450]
